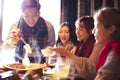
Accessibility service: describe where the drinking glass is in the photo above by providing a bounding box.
[52,57,70,80]
[47,51,60,68]
[42,48,60,75]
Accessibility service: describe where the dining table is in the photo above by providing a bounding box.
[0,63,45,80]
[0,63,84,80]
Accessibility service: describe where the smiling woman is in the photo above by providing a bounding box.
[56,22,78,54]
[2,0,60,41]
[0,0,60,65]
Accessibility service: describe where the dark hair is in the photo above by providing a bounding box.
[21,0,41,11]
[75,16,94,33]
[56,22,78,45]
[94,7,120,40]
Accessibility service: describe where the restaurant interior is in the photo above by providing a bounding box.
[0,0,120,80]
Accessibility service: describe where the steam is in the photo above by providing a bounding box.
[29,37,42,63]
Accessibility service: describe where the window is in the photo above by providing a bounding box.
[0,0,3,44]
[2,0,22,41]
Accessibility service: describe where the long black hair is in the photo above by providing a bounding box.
[56,22,78,46]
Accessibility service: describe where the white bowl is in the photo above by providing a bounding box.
[41,48,53,57]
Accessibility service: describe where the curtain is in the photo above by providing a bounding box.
[60,0,77,26]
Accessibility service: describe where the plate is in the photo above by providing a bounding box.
[5,63,45,71]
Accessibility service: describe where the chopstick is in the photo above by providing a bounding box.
[20,37,27,45]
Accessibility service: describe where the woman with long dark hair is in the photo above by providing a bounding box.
[56,22,78,54]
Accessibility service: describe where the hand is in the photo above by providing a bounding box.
[50,47,70,57]
[9,28,21,45]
